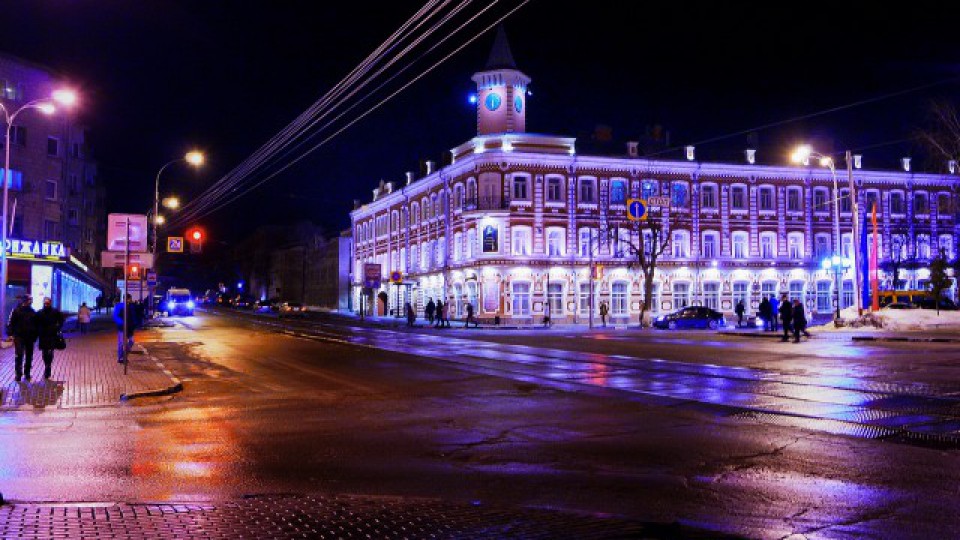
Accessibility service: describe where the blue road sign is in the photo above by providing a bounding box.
[626,198,648,221]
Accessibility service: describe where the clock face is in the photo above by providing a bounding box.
[485,92,501,111]
[514,95,523,113]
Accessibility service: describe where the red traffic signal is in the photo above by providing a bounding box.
[190,229,202,241]
[127,263,142,281]
[188,227,204,253]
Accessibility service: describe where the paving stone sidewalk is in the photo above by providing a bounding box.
[0,325,180,410]
[0,494,735,539]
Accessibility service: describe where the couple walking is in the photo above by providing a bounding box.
[7,295,66,382]
[424,297,451,328]
[777,294,811,343]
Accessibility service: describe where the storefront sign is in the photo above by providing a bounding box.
[363,263,382,288]
[482,225,498,253]
[5,238,67,261]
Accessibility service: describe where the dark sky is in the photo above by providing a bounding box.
[2,1,958,243]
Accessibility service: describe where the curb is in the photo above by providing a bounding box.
[119,345,184,401]
[851,336,960,343]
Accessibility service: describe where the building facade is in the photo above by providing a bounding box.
[1,54,106,314]
[349,32,960,324]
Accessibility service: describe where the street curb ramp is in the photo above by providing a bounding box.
[119,345,184,401]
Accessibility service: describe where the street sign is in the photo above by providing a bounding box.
[363,263,382,288]
[167,236,184,253]
[101,251,155,268]
[389,270,403,284]
[116,280,146,298]
[626,198,648,221]
[647,196,671,207]
[146,271,157,287]
[107,214,149,252]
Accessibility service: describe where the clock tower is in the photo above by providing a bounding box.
[471,26,530,136]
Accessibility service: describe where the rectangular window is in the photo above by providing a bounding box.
[47,137,59,157]
[512,282,531,316]
[12,216,23,237]
[759,188,774,211]
[43,219,57,240]
[703,282,719,310]
[915,193,929,214]
[815,236,829,259]
[610,181,626,204]
[467,229,475,259]
[840,189,851,213]
[891,192,904,214]
[579,229,594,258]
[842,281,854,309]
[72,142,81,158]
[0,169,23,190]
[512,177,528,200]
[672,232,688,258]
[511,228,531,256]
[611,282,628,315]
[733,282,749,308]
[579,283,593,314]
[733,234,747,259]
[673,282,690,309]
[789,282,804,302]
[547,178,562,202]
[579,180,595,203]
[45,180,57,201]
[453,233,462,262]
[671,182,688,208]
[814,189,827,212]
[547,230,565,256]
[548,283,563,315]
[11,125,26,146]
[731,186,746,210]
[703,234,717,258]
[938,194,951,215]
[787,189,801,212]
[816,281,832,313]
[701,185,717,209]
[68,208,79,225]
[761,281,777,302]
[789,236,802,259]
[761,235,775,259]
[641,181,658,200]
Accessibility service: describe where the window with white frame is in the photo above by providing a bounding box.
[612,282,628,315]
[466,281,478,312]
[732,231,748,259]
[548,282,563,315]
[760,232,776,259]
[813,187,829,213]
[865,190,880,213]
[672,230,690,258]
[466,228,476,259]
[546,176,563,202]
[701,184,717,210]
[761,281,777,302]
[816,281,832,313]
[917,234,931,259]
[45,180,57,201]
[842,280,854,309]
[512,175,529,200]
[938,193,952,215]
[579,283,593,314]
[547,228,565,256]
[410,245,419,271]
[733,282,749,309]
[788,232,804,259]
[511,226,532,256]
[915,192,929,215]
[868,233,882,262]
[641,180,658,200]
[613,227,630,258]
[579,178,596,203]
[731,185,746,211]
[789,281,804,302]
[453,232,463,262]
[703,282,719,310]
[512,282,531,316]
[702,231,718,259]
[890,191,905,214]
[787,187,802,212]
[579,228,595,258]
[759,186,774,211]
[891,234,907,260]
[840,188,851,213]
[815,234,830,260]
[841,233,853,259]
[673,282,690,308]
[610,179,627,204]
[939,234,953,259]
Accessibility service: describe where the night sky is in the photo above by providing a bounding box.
[2,1,957,244]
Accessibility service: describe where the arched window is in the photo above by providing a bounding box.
[466,177,477,200]
[671,230,690,258]
[787,232,804,259]
[411,203,420,225]
[546,227,565,256]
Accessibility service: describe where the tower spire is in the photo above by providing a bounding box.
[485,25,517,70]
[472,25,530,136]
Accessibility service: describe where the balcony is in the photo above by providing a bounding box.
[463,196,510,212]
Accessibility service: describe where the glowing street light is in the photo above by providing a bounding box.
[152,150,204,253]
[162,196,180,210]
[0,88,78,339]
[155,215,166,225]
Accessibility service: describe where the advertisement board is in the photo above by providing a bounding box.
[107,213,149,252]
[30,264,53,310]
[363,263,382,289]
[101,251,155,269]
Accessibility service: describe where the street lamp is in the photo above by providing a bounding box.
[792,144,862,317]
[822,255,853,319]
[0,89,77,340]
[152,151,203,253]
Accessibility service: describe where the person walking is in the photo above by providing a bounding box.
[792,299,811,342]
[599,300,609,327]
[769,295,779,332]
[78,302,92,334]
[113,293,137,363]
[34,298,65,380]
[758,297,771,331]
[542,302,551,328]
[425,298,436,325]
[464,302,478,328]
[439,300,449,328]
[8,295,37,382]
[779,294,793,342]
[434,299,444,328]
[735,300,745,328]
[405,302,415,327]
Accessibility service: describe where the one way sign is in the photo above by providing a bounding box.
[167,236,184,253]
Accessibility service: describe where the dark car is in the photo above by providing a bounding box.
[233,296,255,309]
[883,302,918,310]
[913,297,958,311]
[278,302,307,318]
[653,306,726,330]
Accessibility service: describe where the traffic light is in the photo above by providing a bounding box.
[127,263,142,281]
[188,228,204,253]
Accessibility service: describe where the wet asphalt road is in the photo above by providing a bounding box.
[2,310,960,539]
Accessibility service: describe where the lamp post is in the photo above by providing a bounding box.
[822,255,852,319]
[152,151,203,254]
[0,89,77,340]
[792,144,860,319]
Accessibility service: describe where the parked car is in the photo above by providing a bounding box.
[233,296,256,309]
[253,299,272,313]
[164,288,195,316]
[913,297,958,311]
[278,302,307,318]
[653,306,726,330]
[883,302,919,310]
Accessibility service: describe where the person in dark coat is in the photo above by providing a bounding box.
[792,299,811,342]
[464,302,478,328]
[113,293,136,362]
[769,295,779,332]
[34,298,65,380]
[8,295,37,382]
[779,294,793,342]
[735,300,746,327]
[434,300,444,327]
[758,297,771,331]
[405,303,415,327]
[425,298,435,325]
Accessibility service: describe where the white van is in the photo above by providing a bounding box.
[164,288,195,316]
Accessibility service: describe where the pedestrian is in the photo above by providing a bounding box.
[113,293,137,362]
[95,294,103,314]
[599,300,609,327]
[425,298,435,325]
[434,299,444,328]
[792,299,811,343]
[779,294,793,342]
[78,302,92,334]
[465,302,478,328]
[8,295,37,382]
[735,300,745,328]
[405,302,415,327]
[542,302,551,328]
[769,295,779,332]
[758,297,771,331]
[34,297,65,381]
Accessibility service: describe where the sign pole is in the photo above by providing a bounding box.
[122,217,130,374]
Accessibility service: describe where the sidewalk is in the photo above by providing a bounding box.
[0,318,181,410]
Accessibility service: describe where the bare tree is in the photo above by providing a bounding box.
[917,100,960,168]
[929,249,951,315]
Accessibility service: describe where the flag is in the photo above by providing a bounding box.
[870,202,879,311]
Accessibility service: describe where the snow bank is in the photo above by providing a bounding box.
[820,306,960,332]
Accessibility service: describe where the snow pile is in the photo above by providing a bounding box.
[823,306,960,332]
